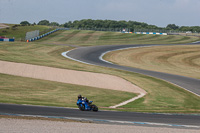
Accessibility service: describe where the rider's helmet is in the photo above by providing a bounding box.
[78,94,82,99]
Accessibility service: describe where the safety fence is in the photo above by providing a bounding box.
[0,37,15,42]
[135,32,167,35]
[25,30,40,41]
[134,29,200,36]
[27,28,69,42]
[0,38,15,42]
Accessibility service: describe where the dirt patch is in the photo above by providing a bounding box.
[0,23,9,29]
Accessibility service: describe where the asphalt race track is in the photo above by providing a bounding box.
[1,43,200,128]
[0,103,200,128]
[65,44,200,96]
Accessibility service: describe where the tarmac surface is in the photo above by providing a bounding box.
[0,103,200,128]
[65,43,200,96]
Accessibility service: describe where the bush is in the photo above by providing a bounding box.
[20,21,30,26]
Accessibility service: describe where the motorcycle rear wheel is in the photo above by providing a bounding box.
[91,105,98,112]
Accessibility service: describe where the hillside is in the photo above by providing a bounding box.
[0,24,54,41]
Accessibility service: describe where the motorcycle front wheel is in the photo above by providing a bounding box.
[78,104,85,111]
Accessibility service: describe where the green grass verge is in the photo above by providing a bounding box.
[119,73,200,113]
[0,73,136,108]
[0,42,200,113]
[104,45,200,79]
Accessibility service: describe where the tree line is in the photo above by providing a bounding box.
[20,19,200,33]
[20,20,59,27]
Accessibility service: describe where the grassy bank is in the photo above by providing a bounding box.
[0,42,200,113]
[0,24,53,41]
[104,45,200,79]
[37,30,200,46]
[0,73,135,107]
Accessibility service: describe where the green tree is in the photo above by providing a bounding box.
[38,20,50,25]
[49,22,59,26]
[63,22,68,28]
[62,19,168,32]
[20,21,30,26]
[166,24,179,30]
[179,26,191,31]
[66,21,72,28]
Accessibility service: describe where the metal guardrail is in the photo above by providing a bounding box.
[27,28,69,42]
[134,29,200,36]
[0,38,15,42]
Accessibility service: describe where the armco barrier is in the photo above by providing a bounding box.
[135,32,167,35]
[121,31,133,33]
[0,38,15,42]
[27,28,69,42]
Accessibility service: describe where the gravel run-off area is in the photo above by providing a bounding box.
[0,60,146,107]
[0,60,145,94]
[1,118,199,133]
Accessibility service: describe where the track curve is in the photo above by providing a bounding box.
[65,44,200,96]
[1,43,200,128]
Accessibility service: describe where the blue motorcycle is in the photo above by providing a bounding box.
[76,98,98,112]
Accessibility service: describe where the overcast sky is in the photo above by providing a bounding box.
[0,0,199,27]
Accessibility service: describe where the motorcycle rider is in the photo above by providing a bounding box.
[76,95,98,111]
[77,94,84,107]
[77,94,82,100]
[77,95,90,103]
